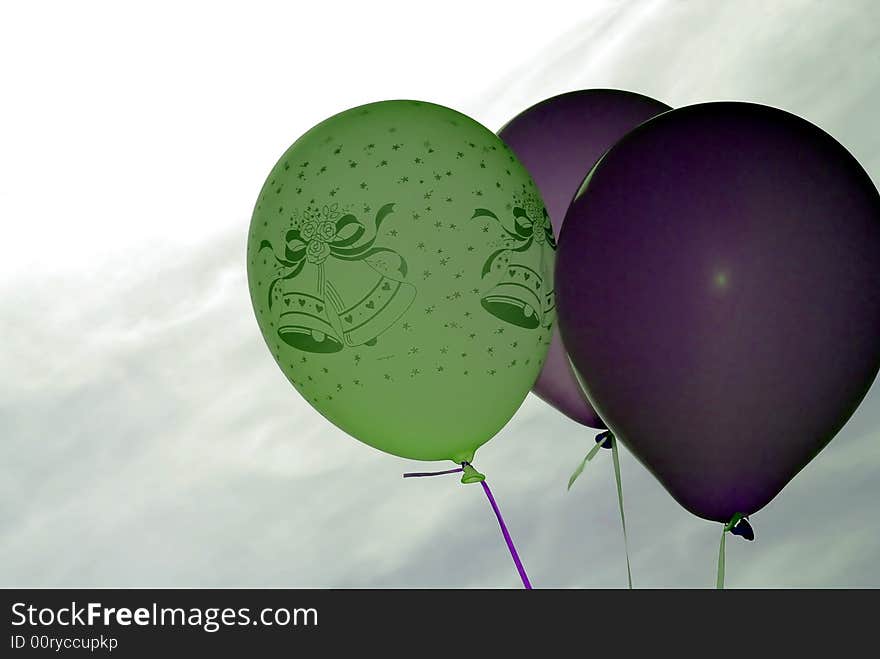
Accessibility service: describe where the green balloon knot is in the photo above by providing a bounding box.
[460,463,485,484]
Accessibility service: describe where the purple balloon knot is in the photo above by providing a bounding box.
[595,431,613,450]
[729,516,755,541]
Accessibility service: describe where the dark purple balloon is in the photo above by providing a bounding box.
[556,102,880,522]
[499,90,671,428]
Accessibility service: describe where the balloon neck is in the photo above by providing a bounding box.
[595,430,614,449]
[460,462,486,484]
[724,513,755,541]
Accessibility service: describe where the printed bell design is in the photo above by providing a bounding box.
[472,202,556,331]
[272,261,345,353]
[481,261,545,329]
[323,257,416,347]
[261,201,413,352]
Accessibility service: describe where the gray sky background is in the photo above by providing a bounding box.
[2,0,879,587]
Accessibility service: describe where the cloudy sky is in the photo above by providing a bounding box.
[2,0,879,588]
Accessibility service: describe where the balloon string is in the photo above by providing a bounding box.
[403,467,465,478]
[566,443,602,489]
[480,479,532,590]
[716,513,747,589]
[402,464,532,589]
[610,436,633,589]
[568,432,632,588]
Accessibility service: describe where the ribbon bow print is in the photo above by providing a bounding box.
[471,205,556,278]
[260,202,407,310]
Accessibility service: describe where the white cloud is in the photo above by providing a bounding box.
[2,0,879,587]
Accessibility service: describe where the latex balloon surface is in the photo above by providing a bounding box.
[248,100,555,463]
[499,90,670,428]
[556,102,880,521]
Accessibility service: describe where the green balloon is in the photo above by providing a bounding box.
[247,100,555,463]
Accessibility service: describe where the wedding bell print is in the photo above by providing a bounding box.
[273,257,345,353]
[473,192,556,330]
[260,201,414,353]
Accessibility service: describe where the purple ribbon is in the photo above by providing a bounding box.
[479,479,532,589]
[403,465,533,589]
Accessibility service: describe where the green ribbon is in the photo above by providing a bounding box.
[567,443,602,490]
[610,435,633,589]
[716,512,745,590]
[568,432,632,589]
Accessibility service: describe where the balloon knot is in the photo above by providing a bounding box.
[460,462,486,484]
[725,513,755,541]
[402,462,485,484]
[595,430,613,450]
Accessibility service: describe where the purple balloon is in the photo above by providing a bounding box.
[556,102,880,522]
[499,90,671,428]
